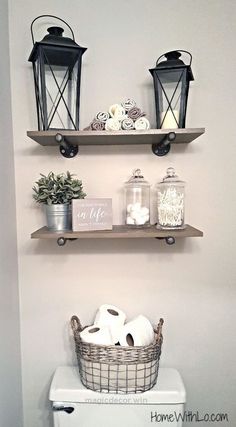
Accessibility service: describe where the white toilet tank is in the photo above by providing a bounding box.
[50,366,186,427]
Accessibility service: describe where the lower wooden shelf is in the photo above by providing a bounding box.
[31,224,203,246]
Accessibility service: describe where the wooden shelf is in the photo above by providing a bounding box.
[31,224,203,246]
[27,128,205,147]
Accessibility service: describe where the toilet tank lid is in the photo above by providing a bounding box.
[49,367,186,404]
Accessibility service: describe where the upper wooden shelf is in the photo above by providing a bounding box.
[27,128,205,147]
[31,224,203,246]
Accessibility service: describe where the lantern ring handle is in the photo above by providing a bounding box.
[156,50,192,67]
[30,15,75,45]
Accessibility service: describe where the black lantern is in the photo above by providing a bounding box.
[149,50,194,129]
[29,15,87,131]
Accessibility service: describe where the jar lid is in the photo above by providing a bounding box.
[125,169,150,186]
[159,167,185,184]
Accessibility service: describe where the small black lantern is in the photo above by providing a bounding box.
[149,50,194,129]
[29,15,87,131]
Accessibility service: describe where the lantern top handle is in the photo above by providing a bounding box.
[156,50,192,67]
[30,15,75,45]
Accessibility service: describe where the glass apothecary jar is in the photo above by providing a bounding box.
[124,169,150,227]
[156,167,185,229]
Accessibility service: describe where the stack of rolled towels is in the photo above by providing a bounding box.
[84,99,150,131]
[80,304,154,346]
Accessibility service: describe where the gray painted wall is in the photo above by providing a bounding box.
[0,0,23,426]
[7,0,236,426]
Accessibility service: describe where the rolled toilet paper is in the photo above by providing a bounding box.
[119,315,154,347]
[94,304,126,344]
[80,325,113,345]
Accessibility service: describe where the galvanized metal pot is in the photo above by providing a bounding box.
[45,204,72,231]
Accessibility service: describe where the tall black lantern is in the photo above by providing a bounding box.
[149,50,194,129]
[29,15,87,131]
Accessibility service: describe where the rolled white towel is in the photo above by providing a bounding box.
[105,118,121,131]
[121,98,136,111]
[134,117,150,130]
[95,111,110,123]
[109,104,126,121]
[121,117,134,130]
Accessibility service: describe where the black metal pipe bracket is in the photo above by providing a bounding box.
[156,236,176,245]
[55,133,79,158]
[57,237,77,246]
[152,131,176,156]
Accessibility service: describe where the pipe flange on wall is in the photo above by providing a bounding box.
[55,133,79,158]
[152,131,176,156]
[57,237,77,246]
[156,236,176,245]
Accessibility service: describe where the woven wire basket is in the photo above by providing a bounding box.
[71,315,164,394]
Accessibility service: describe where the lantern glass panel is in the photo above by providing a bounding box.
[43,61,79,130]
[154,68,188,129]
[35,46,83,130]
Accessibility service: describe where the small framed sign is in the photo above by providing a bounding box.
[72,198,113,231]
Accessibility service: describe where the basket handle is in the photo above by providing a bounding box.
[71,315,164,341]
[154,318,164,341]
[71,315,82,334]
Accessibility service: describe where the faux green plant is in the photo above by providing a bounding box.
[32,171,86,205]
